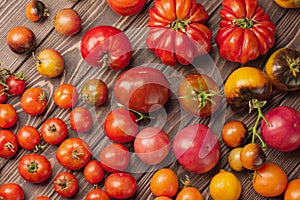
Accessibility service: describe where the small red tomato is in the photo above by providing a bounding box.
[106,0,146,16]
[0,84,8,103]
[83,160,105,184]
[81,79,109,106]
[54,8,81,36]
[221,120,248,148]
[6,73,26,96]
[0,183,25,200]
[85,188,110,200]
[21,87,47,115]
[54,83,78,109]
[54,172,78,198]
[34,196,50,200]
[41,118,68,145]
[17,126,40,151]
[0,130,18,158]
[25,0,49,22]
[69,107,93,133]
[0,104,18,129]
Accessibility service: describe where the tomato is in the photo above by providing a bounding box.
[150,168,178,198]
[176,187,203,200]
[54,171,78,198]
[25,0,49,22]
[106,0,146,16]
[274,0,300,8]
[85,188,110,200]
[104,172,137,199]
[18,153,52,183]
[209,169,242,200]
[41,118,68,145]
[17,126,40,151]
[0,84,8,103]
[154,197,172,200]
[114,67,170,113]
[6,26,36,54]
[178,74,221,117]
[265,48,300,91]
[83,160,105,184]
[240,143,266,170]
[0,130,18,158]
[69,107,93,133]
[146,0,212,66]
[56,138,91,170]
[284,179,300,200]
[21,87,47,115]
[228,147,244,172]
[216,0,276,64]
[134,127,170,165]
[35,49,64,78]
[54,8,81,36]
[0,104,18,129]
[172,124,220,174]
[34,196,50,200]
[0,183,24,200]
[99,143,130,172]
[104,108,138,143]
[252,162,288,197]
[80,26,132,70]
[6,73,26,96]
[81,79,108,106]
[221,120,248,148]
[54,83,78,109]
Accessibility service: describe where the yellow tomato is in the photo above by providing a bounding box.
[228,147,244,172]
[274,0,300,8]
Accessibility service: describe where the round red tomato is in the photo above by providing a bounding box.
[41,118,68,145]
[114,66,170,113]
[54,172,78,198]
[56,138,91,170]
[0,130,18,158]
[106,0,146,16]
[83,160,105,184]
[104,172,137,199]
[6,73,26,96]
[81,79,108,106]
[0,84,8,103]
[21,87,47,115]
[54,83,78,109]
[25,0,49,22]
[0,104,18,129]
[69,107,93,133]
[17,126,40,151]
[18,153,52,183]
[54,8,81,36]
[85,188,110,200]
[34,196,50,200]
[0,183,24,200]
[80,26,132,70]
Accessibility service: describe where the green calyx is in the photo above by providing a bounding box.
[28,161,38,173]
[287,57,300,77]
[170,19,191,32]
[234,18,255,29]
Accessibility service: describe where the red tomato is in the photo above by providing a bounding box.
[216,0,276,64]
[284,179,300,200]
[83,160,105,184]
[54,172,78,198]
[41,118,68,145]
[34,196,50,200]
[85,188,110,200]
[18,154,52,183]
[0,130,18,158]
[104,172,137,199]
[104,108,138,143]
[80,26,132,70]
[0,104,18,129]
[0,84,8,103]
[134,127,170,165]
[54,8,81,36]
[21,87,47,115]
[56,138,91,170]
[114,67,170,113]
[81,79,109,107]
[69,107,93,133]
[54,83,78,109]
[0,183,24,200]
[106,0,146,16]
[17,126,40,151]
[6,73,26,96]
[146,0,212,66]
[25,0,49,22]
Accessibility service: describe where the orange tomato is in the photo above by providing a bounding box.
[284,179,300,200]
[176,187,203,200]
[274,0,300,8]
[228,147,244,172]
[154,197,172,200]
[221,120,248,147]
[240,143,266,170]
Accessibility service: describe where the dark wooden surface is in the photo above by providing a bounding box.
[0,0,299,199]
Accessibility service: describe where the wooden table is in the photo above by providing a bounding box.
[0,0,299,199]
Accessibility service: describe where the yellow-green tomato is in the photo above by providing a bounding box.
[228,147,244,172]
[36,49,64,78]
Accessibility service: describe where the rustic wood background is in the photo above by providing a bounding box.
[0,0,299,199]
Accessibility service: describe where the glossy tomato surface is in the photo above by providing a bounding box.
[54,83,78,109]
[54,8,81,36]
[6,74,26,96]
[17,126,40,151]
[284,179,300,200]
[25,0,49,22]
[69,106,93,133]
[20,87,47,115]
[0,183,24,200]
[0,104,18,129]
[0,130,18,158]
[81,79,108,106]
[274,0,300,8]
[85,188,110,200]
[41,118,68,145]
[54,172,78,198]
[106,0,146,16]
[83,160,105,184]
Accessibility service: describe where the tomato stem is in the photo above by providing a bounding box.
[72,148,83,159]
[234,18,255,29]
[117,103,154,122]
[170,19,190,32]
[28,161,38,173]
[99,53,110,68]
[33,144,46,153]
[287,57,300,77]
[180,175,192,188]
[38,91,46,102]
[4,142,15,152]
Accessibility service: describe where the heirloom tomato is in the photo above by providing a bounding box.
[54,83,78,109]
[69,107,93,133]
[85,188,110,200]
[26,0,49,22]
[54,172,78,198]
[81,79,108,106]
[0,183,24,200]
[0,130,18,158]
[6,73,26,96]
[228,147,244,172]
[21,87,47,115]
[221,120,248,147]
[54,8,81,36]
[284,179,300,200]
[265,48,300,91]
[17,126,40,151]
[80,26,132,70]
[114,66,170,113]
[240,143,266,170]
[178,74,221,117]
[83,160,105,184]
[41,118,68,145]
[106,0,146,16]
[274,0,300,8]
[146,0,212,66]
[216,0,276,64]
[0,104,18,128]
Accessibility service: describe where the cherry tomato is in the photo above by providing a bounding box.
[54,83,78,109]
[25,0,49,22]
[0,130,18,158]
[41,118,68,145]
[154,197,172,200]
[21,87,47,115]
[81,79,108,106]
[6,73,26,96]
[54,8,81,36]
[34,196,50,200]
[104,172,137,199]
[17,126,40,151]
[240,143,266,170]
[56,138,91,170]
[221,120,248,148]
[252,162,288,197]
[176,187,203,200]
[0,84,8,103]
[228,147,244,172]
[0,104,18,129]
[284,179,300,200]
[106,0,146,16]
[0,183,24,200]
[85,188,110,200]
[69,107,93,133]
[6,26,36,54]
[54,172,78,198]
[18,153,52,183]
[83,160,105,184]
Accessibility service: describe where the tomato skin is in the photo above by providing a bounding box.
[85,188,110,200]
[83,160,105,184]
[240,143,266,170]
[69,107,93,133]
[81,79,108,106]
[228,147,244,172]
[154,197,172,200]
[41,118,68,145]
[54,172,78,198]
[106,0,146,16]
[104,172,137,199]
[0,183,25,200]
[80,26,132,70]
[284,179,300,200]
[0,85,8,103]
[18,154,52,183]
[34,196,50,200]
[0,104,18,129]
[274,0,300,8]
[21,87,47,115]
[176,187,203,200]
[54,8,81,36]
[26,0,49,22]
[222,120,248,148]
[6,74,26,96]
[0,130,18,158]
[17,126,40,150]
[54,84,78,109]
